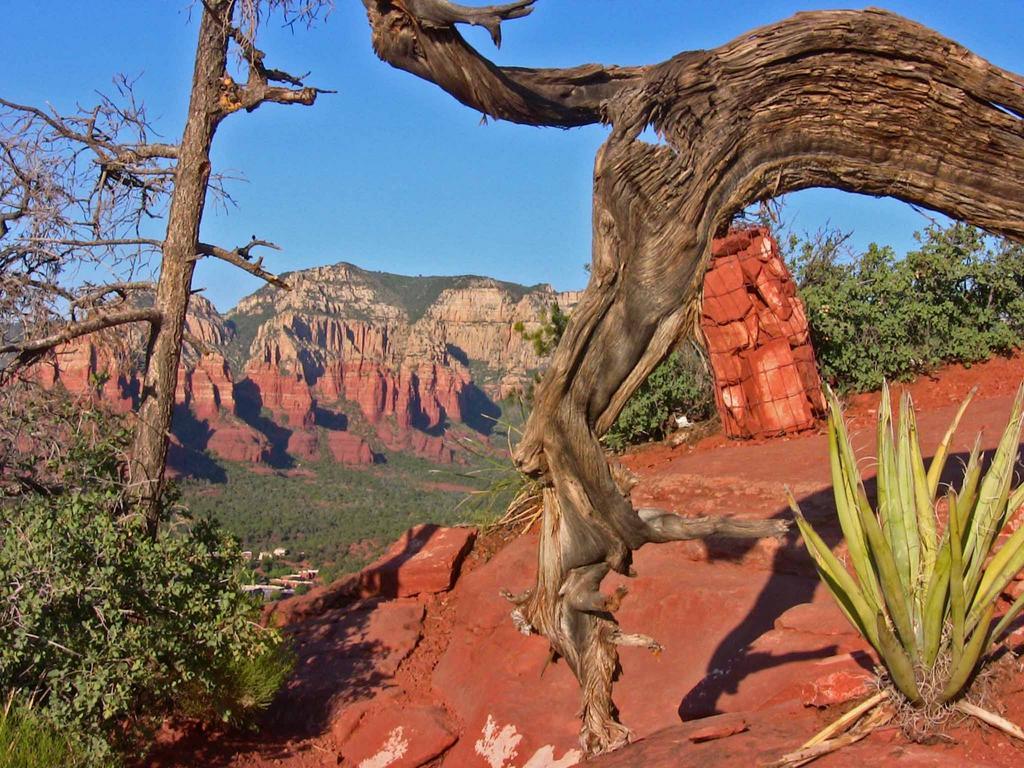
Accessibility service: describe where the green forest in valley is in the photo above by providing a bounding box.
[177,448,497,582]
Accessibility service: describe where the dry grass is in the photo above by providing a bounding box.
[872,649,1004,742]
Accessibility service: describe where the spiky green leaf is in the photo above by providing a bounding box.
[876,613,922,704]
[926,387,977,498]
[941,603,995,703]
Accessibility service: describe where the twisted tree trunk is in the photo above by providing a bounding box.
[363,2,1024,754]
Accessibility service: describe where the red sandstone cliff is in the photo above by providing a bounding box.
[31,268,577,471]
[31,335,137,413]
[223,264,579,464]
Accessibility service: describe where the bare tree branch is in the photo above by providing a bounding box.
[202,0,334,119]
[401,0,535,47]
[194,239,289,289]
[218,76,331,115]
[362,0,643,126]
[1,307,161,370]
[24,237,163,249]
[0,98,179,162]
[70,281,157,310]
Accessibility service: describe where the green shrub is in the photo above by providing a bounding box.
[0,397,289,763]
[0,695,109,768]
[790,222,1024,392]
[603,346,716,452]
[180,643,295,729]
[514,302,569,357]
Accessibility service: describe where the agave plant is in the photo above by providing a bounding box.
[789,382,1024,724]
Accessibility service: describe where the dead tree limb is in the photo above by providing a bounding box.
[361,0,643,126]
[362,3,1024,756]
[0,307,161,369]
[125,0,328,534]
[194,239,290,288]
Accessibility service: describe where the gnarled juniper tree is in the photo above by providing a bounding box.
[360,1,1024,755]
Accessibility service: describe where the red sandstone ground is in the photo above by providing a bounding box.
[143,353,1024,768]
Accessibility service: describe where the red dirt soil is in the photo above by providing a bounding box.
[142,353,1024,768]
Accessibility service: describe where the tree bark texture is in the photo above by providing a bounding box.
[129,1,234,533]
[363,3,1024,755]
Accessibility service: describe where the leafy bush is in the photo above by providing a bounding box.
[789,384,1024,733]
[790,222,1024,392]
[0,394,290,763]
[603,346,716,451]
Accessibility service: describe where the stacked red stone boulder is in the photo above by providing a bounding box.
[702,227,826,438]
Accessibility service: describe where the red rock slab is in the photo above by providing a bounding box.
[709,351,747,386]
[738,250,763,282]
[800,665,874,707]
[432,533,584,767]
[269,598,425,736]
[358,525,476,599]
[287,429,321,461]
[338,704,456,768]
[687,713,748,742]
[773,600,861,637]
[612,554,829,733]
[407,432,456,464]
[754,262,793,319]
[188,353,235,420]
[588,703,1015,768]
[433,530,827,764]
[742,338,816,435]
[704,319,753,354]
[712,230,754,258]
[587,704,821,768]
[755,303,787,339]
[206,422,269,463]
[680,610,874,719]
[703,261,752,324]
[703,258,745,299]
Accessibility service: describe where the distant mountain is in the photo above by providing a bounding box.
[34,262,581,472]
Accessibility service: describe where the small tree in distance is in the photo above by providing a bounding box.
[515,302,569,357]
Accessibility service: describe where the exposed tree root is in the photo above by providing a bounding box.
[503,481,789,754]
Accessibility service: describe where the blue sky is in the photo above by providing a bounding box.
[4,2,1023,310]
